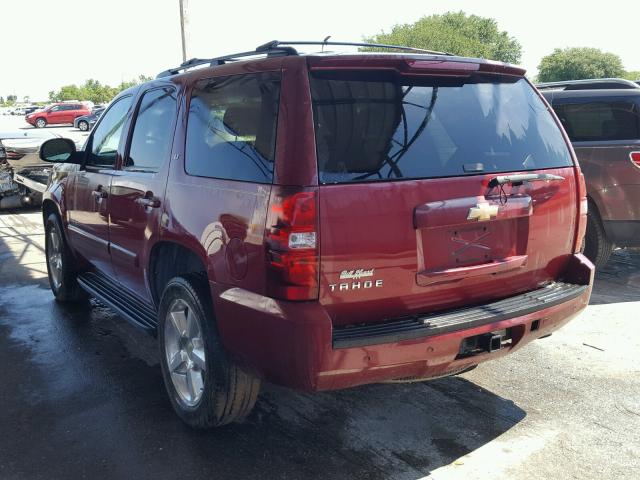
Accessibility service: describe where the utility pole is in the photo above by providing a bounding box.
[179,0,189,63]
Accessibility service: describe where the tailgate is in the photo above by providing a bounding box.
[319,170,576,326]
[309,63,579,326]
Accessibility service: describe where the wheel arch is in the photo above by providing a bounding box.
[148,240,209,307]
[586,195,604,221]
[42,198,62,225]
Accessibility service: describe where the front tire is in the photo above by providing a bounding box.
[44,213,85,302]
[584,205,614,269]
[78,120,89,131]
[158,274,261,428]
[35,117,47,128]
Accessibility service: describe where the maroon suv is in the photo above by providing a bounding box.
[542,88,640,268]
[39,41,593,428]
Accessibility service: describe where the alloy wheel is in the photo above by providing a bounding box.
[47,228,63,289]
[164,299,206,407]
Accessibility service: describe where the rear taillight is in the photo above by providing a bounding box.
[265,187,319,301]
[630,151,640,169]
[575,172,588,253]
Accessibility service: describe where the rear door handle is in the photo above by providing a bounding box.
[135,192,161,209]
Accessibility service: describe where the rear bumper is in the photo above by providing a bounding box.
[213,254,593,392]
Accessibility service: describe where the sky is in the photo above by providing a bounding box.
[2,0,639,101]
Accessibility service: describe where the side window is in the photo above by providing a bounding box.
[125,87,177,172]
[87,95,132,167]
[555,101,640,141]
[50,105,60,112]
[185,72,281,183]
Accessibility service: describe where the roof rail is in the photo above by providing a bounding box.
[257,39,452,56]
[536,78,640,91]
[156,39,451,78]
[156,44,298,78]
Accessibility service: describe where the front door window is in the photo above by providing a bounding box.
[87,96,133,167]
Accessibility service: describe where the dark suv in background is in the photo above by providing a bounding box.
[542,83,640,268]
[537,78,640,91]
[38,41,593,428]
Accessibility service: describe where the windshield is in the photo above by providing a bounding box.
[310,72,573,184]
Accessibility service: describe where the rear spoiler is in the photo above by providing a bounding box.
[307,56,526,77]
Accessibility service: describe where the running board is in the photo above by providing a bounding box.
[77,272,158,333]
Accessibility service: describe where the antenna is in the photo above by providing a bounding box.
[322,35,331,53]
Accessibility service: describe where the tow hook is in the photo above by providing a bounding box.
[478,333,502,353]
[457,329,511,358]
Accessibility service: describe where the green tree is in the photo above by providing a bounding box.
[47,75,152,104]
[622,70,640,81]
[537,47,625,82]
[364,11,522,64]
[118,75,154,92]
[57,84,83,101]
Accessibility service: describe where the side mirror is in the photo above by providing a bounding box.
[40,138,80,163]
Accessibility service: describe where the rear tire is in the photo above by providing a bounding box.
[583,205,614,269]
[158,274,261,429]
[44,213,86,302]
[35,118,47,128]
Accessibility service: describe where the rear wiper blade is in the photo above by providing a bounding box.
[488,173,564,188]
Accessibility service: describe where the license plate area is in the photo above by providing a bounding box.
[415,194,532,277]
[439,222,521,268]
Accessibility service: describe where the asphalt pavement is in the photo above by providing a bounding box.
[0,116,639,480]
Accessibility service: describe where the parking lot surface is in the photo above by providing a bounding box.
[0,135,639,478]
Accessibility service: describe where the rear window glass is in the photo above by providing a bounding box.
[310,72,573,184]
[553,101,640,142]
[185,72,280,183]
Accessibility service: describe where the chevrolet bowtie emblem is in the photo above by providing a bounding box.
[467,202,499,221]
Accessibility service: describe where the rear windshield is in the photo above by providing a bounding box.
[310,72,573,184]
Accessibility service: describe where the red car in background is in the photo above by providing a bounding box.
[26,102,91,128]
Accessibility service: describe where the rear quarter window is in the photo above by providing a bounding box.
[185,72,280,184]
[553,101,640,142]
[310,72,573,184]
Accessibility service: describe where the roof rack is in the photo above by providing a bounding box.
[536,78,640,91]
[156,44,297,78]
[157,39,450,78]
[257,40,451,56]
